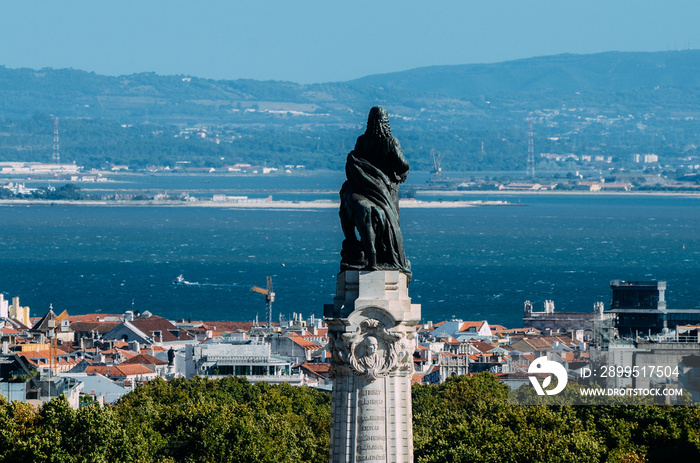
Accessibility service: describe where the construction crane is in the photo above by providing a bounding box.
[251,276,275,332]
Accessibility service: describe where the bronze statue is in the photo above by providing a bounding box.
[339,106,411,281]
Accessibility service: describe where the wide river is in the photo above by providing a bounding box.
[1,173,699,328]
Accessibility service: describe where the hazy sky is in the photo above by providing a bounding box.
[1,1,698,84]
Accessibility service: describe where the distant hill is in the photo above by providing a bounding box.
[352,51,700,98]
[1,50,700,171]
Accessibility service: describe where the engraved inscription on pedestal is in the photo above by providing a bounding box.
[357,381,386,461]
[326,270,420,463]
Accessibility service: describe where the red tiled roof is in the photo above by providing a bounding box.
[202,320,265,336]
[129,316,195,342]
[459,321,485,331]
[469,341,495,353]
[289,335,322,350]
[0,327,21,335]
[6,319,30,331]
[85,364,154,377]
[101,348,139,359]
[121,353,168,366]
[300,363,331,379]
[17,351,49,360]
[70,321,120,333]
[301,362,330,374]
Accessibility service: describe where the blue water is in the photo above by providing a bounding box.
[1,191,699,328]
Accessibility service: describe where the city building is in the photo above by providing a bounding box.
[607,280,700,336]
[523,300,613,340]
[185,340,302,385]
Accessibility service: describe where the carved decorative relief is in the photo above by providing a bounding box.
[329,317,415,381]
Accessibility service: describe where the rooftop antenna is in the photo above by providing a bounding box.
[52,117,60,163]
[527,118,535,179]
[429,149,444,183]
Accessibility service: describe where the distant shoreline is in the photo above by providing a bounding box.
[3,187,700,209]
[0,198,512,208]
[419,189,700,198]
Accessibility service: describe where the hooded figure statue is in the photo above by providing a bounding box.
[339,106,411,282]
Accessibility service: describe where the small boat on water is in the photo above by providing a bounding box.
[173,274,193,285]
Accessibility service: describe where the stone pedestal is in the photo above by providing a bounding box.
[324,270,421,463]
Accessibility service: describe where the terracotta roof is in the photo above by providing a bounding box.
[121,353,168,366]
[6,319,30,331]
[129,316,195,342]
[469,341,495,353]
[0,327,21,335]
[559,351,576,362]
[489,325,509,332]
[301,362,330,374]
[523,338,554,350]
[300,362,331,379]
[85,364,154,377]
[17,351,49,360]
[202,321,261,336]
[459,321,486,331]
[101,348,139,360]
[289,336,322,350]
[70,321,120,333]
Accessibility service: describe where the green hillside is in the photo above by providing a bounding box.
[1,50,700,171]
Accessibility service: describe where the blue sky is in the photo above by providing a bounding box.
[1,1,698,84]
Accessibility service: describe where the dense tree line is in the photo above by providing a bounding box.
[0,183,85,200]
[0,374,698,462]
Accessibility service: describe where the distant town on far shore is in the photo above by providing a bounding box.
[2,159,700,205]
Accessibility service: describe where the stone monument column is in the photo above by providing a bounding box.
[325,270,420,463]
[327,106,419,462]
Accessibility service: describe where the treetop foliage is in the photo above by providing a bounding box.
[0,373,698,462]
